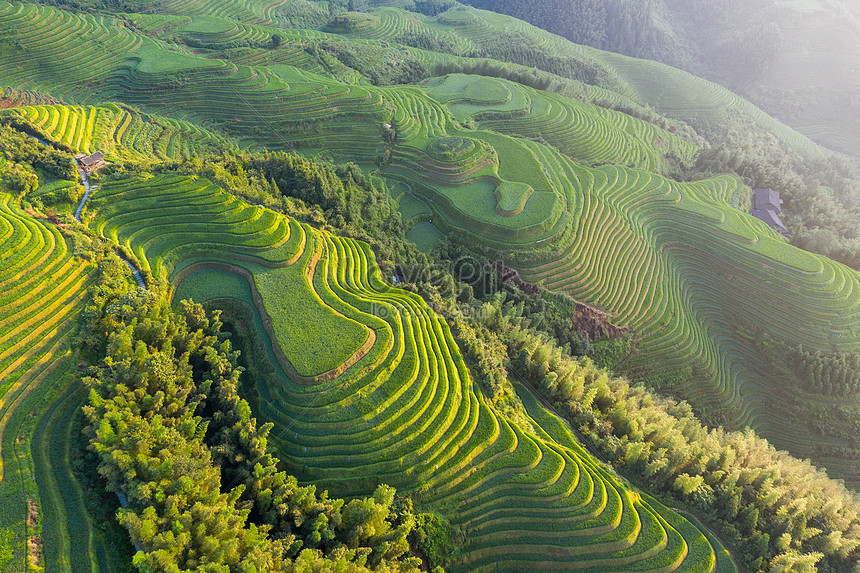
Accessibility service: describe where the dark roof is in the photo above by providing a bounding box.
[79,151,105,167]
[752,208,791,238]
[752,188,782,212]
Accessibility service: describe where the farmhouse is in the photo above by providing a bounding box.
[77,150,106,174]
[751,187,791,239]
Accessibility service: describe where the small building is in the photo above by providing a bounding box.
[77,151,106,174]
[753,188,783,212]
[751,187,791,239]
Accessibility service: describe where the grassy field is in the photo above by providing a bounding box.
[405,221,444,253]
[254,261,373,379]
[85,173,734,572]
[173,266,255,305]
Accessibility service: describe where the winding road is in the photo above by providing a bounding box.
[25,134,144,290]
[74,166,146,289]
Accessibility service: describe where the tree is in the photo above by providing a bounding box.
[768,550,823,573]
[2,163,38,196]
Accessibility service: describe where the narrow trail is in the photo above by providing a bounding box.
[27,127,148,302]
[74,167,145,289]
[73,168,92,222]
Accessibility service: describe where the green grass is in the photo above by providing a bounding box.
[424,74,514,108]
[173,267,255,304]
[495,181,533,214]
[397,194,431,222]
[254,260,372,379]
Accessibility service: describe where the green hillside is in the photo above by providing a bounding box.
[0,103,231,161]
[0,186,131,571]
[1,0,860,571]
[460,0,860,158]
[89,172,733,572]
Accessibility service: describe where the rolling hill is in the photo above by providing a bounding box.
[88,172,735,572]
[459,0,860,158]
[1,0,859,571]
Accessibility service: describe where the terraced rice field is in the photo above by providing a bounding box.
[0,103,230,160]
[0,0,854,479]
[339,6,631,95]
[0,0,857,567]
[90,174,373,379]
[335,3,821,158]
[345,8,473,53]
[424,73,698,174]
[515,160,860,479]
[0,0,819,165]
[0,1,233,103]
[88,174,734,573]
[0,191,125,572]
[154,0,290,26]
[0,3,696,171]
[593,51,823,157]
[0,87,59,109]
[385,128,580,245]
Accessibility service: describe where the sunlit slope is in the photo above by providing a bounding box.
[89,174,733,573]
[515,160,860,477]
[0,192,125,573]
[0,103,231,161]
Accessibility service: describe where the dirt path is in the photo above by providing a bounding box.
[73,168,93,223]
[74,167,145,289]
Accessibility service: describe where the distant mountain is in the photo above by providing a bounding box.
[459,0,860,158]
